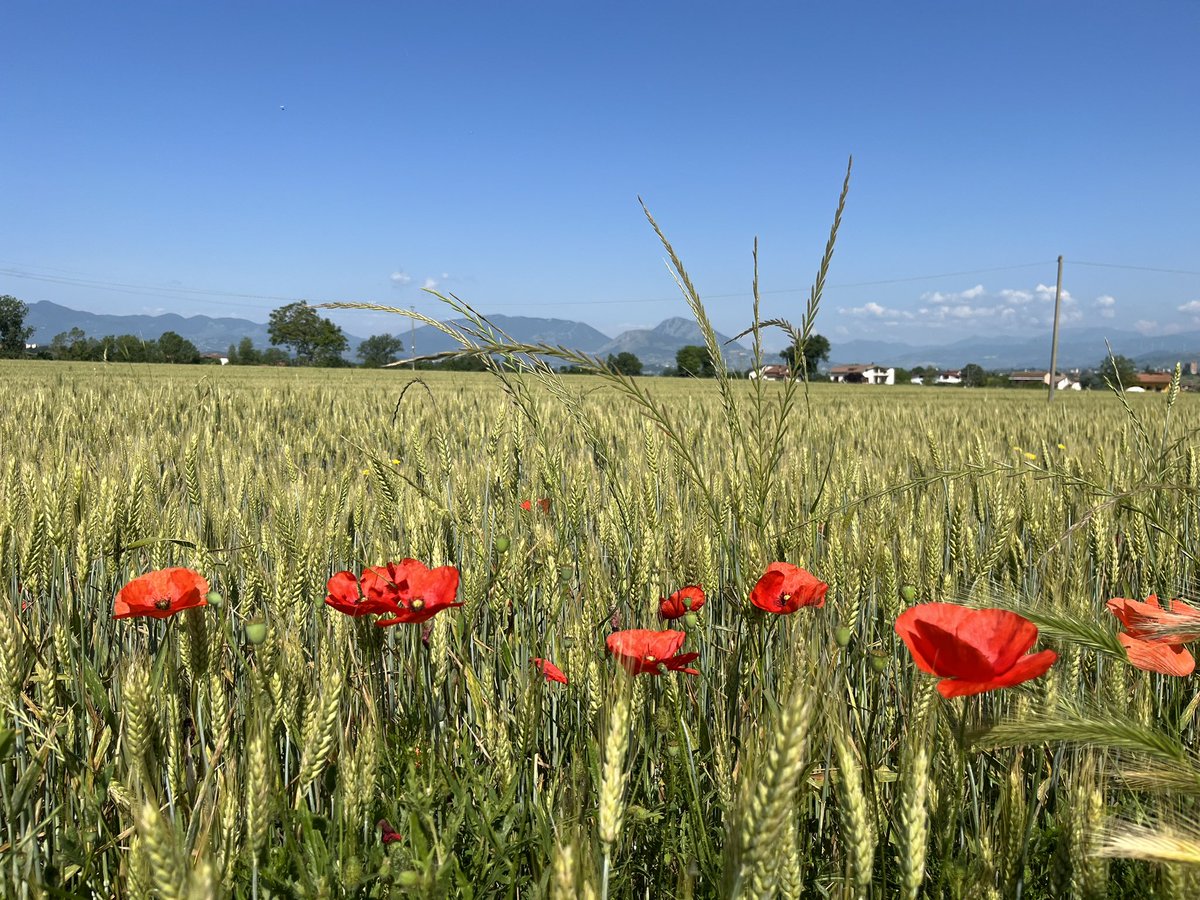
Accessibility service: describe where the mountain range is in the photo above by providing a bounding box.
[22,300,1200,371]
[829,327,1200,371]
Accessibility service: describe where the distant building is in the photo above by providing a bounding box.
[202,353,230,365]
[748,364,790,381]
[830,363,895,385]
[910,376,924,385]
[1007,370,1078,391]
[935,370,963,385]
[1135,372,1174,392]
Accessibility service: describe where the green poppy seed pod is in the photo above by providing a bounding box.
[244,620,268,645]
[667,744,680,759]
[901,584,918,602]
[683,596,693,610]
[396,871,423,888]
[205,590,224,608]
[834,626,853,647]
[494,536,511,553]
[870,654,888,674]
[683,612,700,629]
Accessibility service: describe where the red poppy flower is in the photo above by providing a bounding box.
[894,603,1057,698]
[1117,632,1195,676]
[1107,595,1200,644]
[114,568,210,620]
[377,819,403,844]
[606,629,700,676]
[323,570,401,617]
[659,585,706,620]
[520,498,551,513]
[372,559,462,626]
[749,563,827,614]
[532,657,568,684]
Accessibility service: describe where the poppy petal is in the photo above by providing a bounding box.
[1118,633,1196,676]
[936,648,1058,697]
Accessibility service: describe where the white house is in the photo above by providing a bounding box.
[935,370,963,385]
[748,364,791,381]
[1008,370,1080,391]
[829,363,895,385]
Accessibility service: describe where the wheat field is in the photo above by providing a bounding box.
[2,353,1198,898]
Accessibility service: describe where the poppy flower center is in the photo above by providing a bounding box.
[777,593,791,608]
[410,597,425,610]
[154,598,172,611]
[644,655,657,663]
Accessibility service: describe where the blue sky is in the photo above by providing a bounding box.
[3,2,1199,348]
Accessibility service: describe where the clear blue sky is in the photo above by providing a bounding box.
[3,2,1198,347]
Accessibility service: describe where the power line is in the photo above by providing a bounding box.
[1071,260,1200,277]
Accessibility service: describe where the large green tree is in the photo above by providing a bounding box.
[267,302,348,365]
[157,331,200,364]
[961,363,986,387]
[780,333,831,379]
[606,351,643,376]
[358,333,405,368]
[675,345,715,378]
[0,295,34,358]
[1098,354,1138,388]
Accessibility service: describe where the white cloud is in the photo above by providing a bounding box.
[422,277,440,290]
[1178,300,1200,313]
[1095,295,1116,319]
[840,301,915,320]
[921,284,985,304]
[998,288,1034,305]
[390,270,413,287]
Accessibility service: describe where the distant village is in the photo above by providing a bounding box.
[748,361,1199,392]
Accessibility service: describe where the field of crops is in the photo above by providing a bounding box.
[2,354,1199,899]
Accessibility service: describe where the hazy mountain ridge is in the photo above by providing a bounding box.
[23,301,1200,370]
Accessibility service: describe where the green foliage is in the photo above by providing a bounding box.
[357,333,405,368]
[674,344,714,377]
[1100,353,1139,389]
[780,332,830,378]
[0,295,34,357]
[961,362,986,387]
[268,301,349,365]
[606,351,643,376]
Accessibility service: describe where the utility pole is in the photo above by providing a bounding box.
[1047,255,1064,401]
[410,306,416,372]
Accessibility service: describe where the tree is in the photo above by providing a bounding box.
[780,333,831,379]
[607,352,643,376]
[1098,354,1138,388]
[267,302,348,365]
[235,337,261,365]
[675,345,715,378]
[51,327,91,360]
[358,334,405,368]
[961,363,986,387]
[158,331,200,364]
[0,295,34,358]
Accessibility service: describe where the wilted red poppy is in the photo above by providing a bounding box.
[660,585,705,620]
[377,819,403,844]
[894,602,1057,698]
[606,629,700,676]
[1107,595,1200,644]
[114,568,209,620]
[749,562,827,614]
[324,570,401,617]
[1117,632,1195,676]
[520,498,551,513]
[532,657,568,684]
[372,559,462,626]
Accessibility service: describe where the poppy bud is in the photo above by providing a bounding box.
[245,620,268,645]
[834,626,853,647]
[205,591,224,608]
[396,871,423,888]
[495,536,510,553]
[870,654,888,674]
[901,585,918,602]
[683,612,700,629]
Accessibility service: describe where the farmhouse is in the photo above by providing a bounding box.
[829,363,895,385]
[748,364,791,381]
[1008,370,1078,391]
[935,370,962,385]
[1134,372,1174,392]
